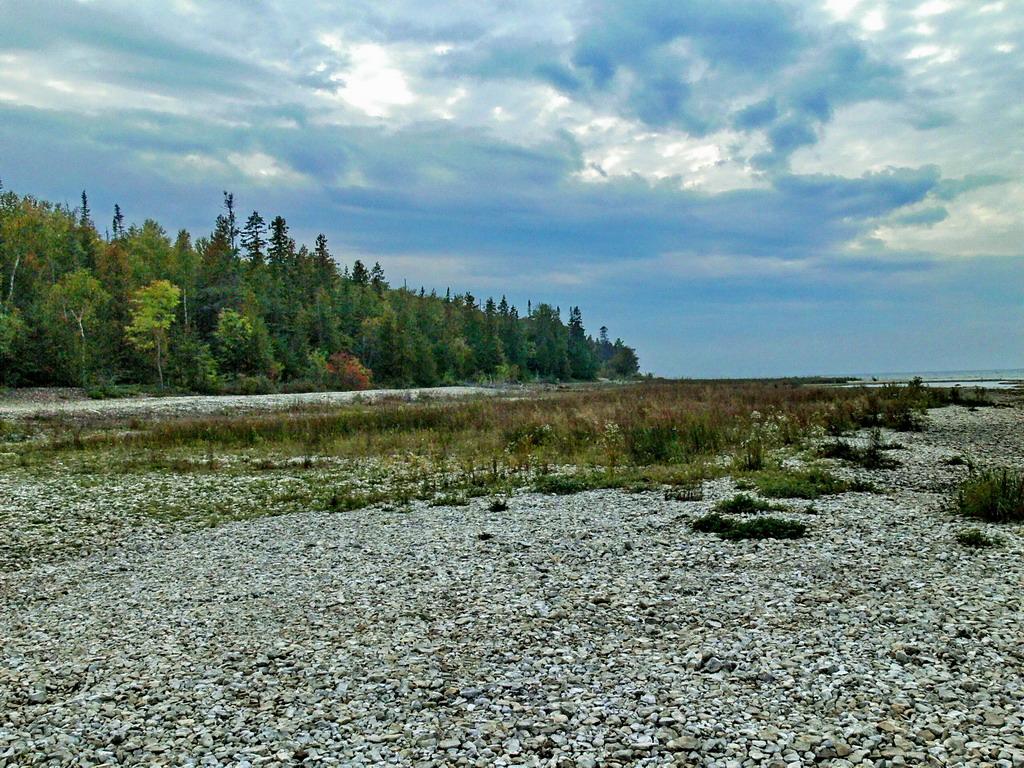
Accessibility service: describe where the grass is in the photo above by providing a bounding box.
[714,494,781,514]
[955,527,1001,549]
[691,512,807,540]
[819,429,901,469]
[3,378,964,536]
[739,467,872,499]
[956,468,1024,523]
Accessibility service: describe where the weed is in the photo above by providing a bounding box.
[488,497,509,512]
[714,494,780,514]
[957,468,1024,523]
[720,516,808,540]
[741,467,868,499]
[955,527,1001,548]
[819,429,900,469]
[665,485,704,502]
[532,473,613,495]
[691,512,807,540]
[690,512,735,534]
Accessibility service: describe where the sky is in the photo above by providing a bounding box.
[0,0,1021,377]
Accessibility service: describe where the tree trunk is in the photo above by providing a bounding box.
[156,337,164,388]
[5,252,19,307]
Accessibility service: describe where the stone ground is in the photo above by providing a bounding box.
[0,386,504,421]
[1,403,1022,767]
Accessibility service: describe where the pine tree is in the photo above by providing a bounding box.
[268,216,292,270]
[370,262,387,294]
[351,259,369,285]
[112,204,125,240]
[241,211,266,265]
[79,191,92,229]
[567,306,598,379]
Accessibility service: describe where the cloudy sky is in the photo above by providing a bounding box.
[0,0,1021,376]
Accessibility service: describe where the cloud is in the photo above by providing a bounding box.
[0,0,1020,375]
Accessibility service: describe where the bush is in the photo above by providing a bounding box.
[691,512,807,540]
[714,494,779,514]
[721,517,807,540]
[488,497,509,512]
[743,467,869,499]
[819,429,900,469]
[955,527,1000,549]
[690,512,734,534]
[327,352,373,391]
[957,468,1024,523]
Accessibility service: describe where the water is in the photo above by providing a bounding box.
[846,369,1024,390]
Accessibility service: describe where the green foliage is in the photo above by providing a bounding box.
[0,184,637,391]
[819,429,901,469]
[627,425,683,464]
[955,527,1001,549]
[742,467,867,499]
[691,512,807,540]
[532,473,608,495]
[125,280,181,387]
[690,512,735,534]
[714,494,780,514]
[956,468,1024,523]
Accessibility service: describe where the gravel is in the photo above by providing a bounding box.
[1,403,1022,767]
[0,386,504,421]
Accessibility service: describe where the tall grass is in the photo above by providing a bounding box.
[36,379,971,474]
[957,468,1024,523]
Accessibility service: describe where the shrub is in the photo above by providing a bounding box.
[690,512,734,534]
[743,467,867,499]
[488,497,509,512]
[327,352,373,391]
[691,512,807,540]
[819,429,900,469]
[714,494,779,514]
[955,527,1000,548]
[721,517,807,540]
[957,468,1024,523]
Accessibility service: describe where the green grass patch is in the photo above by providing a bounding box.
[740,467,871,499]
[955,527,1001,549]
[714,493,781,514]
[957,468,1024,523]
[691,512,807,540]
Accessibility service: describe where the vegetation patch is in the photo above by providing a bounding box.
[955,527,1001,549]
[532,473,615,495]
[819,430,901,469]
[691,512,807,540]
[957,468,1024,523]
[740,467,871,499]
[714,493,782,515]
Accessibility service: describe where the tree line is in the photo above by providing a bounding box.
[0,183,640,392]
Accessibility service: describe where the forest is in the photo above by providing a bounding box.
[0,183,639,392]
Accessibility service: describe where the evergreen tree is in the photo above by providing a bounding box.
[567,306,598,380]
[112,204,125,240]
[351,259,369,285]
[241,211,266,266]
